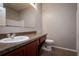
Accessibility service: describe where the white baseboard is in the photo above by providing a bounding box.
[52,46,77,52]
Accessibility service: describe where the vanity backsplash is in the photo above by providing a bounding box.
[0,34,7,39]
[0,31,36,39]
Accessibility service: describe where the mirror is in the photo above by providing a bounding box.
[3,3,37,27]
[0,7,6,26]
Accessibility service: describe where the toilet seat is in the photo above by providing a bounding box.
[46,39,54,43]
[45,39,54,45]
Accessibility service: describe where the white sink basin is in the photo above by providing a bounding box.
[0,36,30,43]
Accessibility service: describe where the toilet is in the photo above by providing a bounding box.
[42,39,54,51]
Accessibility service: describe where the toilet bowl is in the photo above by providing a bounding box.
[42,39,54,51]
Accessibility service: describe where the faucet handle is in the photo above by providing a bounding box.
[11,33,16,39]
[7,34,11,38]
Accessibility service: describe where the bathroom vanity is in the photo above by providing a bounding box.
[0,31,47,56]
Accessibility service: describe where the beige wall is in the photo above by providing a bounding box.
[77,4,79,55]
[36,4,42,34]
[42,3,77,49]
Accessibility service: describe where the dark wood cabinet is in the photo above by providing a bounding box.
[39,35,46,43]
[24,40,38,56]
[6,47,24,56]
[4,35,47,56]
[6,41,38,56]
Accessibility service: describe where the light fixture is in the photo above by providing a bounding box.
[29,3,37,10]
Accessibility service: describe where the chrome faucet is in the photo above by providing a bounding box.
[7,33,16,39]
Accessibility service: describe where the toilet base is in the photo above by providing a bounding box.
[42,46,52,51]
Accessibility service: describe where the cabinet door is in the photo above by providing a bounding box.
[39,35,46,43]
[24,41,37,56]
[6,47,24,56]
[0,7,6,26]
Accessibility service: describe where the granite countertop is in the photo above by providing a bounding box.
[0,33,47,55]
